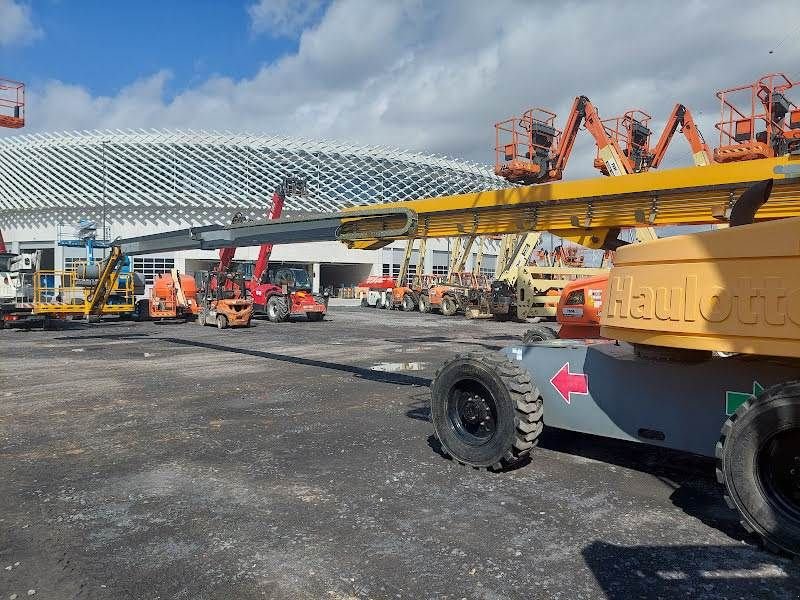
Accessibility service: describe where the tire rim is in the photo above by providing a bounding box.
[757,427,800,525]
[446,380,497,446]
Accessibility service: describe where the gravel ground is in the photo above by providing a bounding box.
[1,307,798,599]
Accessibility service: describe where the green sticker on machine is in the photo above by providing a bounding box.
[725,381,764,415]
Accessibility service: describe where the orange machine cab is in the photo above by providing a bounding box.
[556,274,608,339]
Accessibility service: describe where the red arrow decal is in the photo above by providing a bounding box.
[550,362,588,405]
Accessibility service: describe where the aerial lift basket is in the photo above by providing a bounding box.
[0,79,24,129]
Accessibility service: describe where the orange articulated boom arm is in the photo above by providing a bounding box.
[581,100,634,175]
[649,104,712,169]
[551,96,635,178]
[551,96,585,177]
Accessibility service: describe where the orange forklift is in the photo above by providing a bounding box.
[195,269,253,329]
[419,273,490,316]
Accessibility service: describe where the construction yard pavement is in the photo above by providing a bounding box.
[1,307,798,599]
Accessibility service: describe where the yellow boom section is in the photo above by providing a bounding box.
[340,155,800,249]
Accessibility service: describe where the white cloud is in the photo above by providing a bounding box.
[248,0,324,37]
[13,0,800,179]
[0,0,42,46]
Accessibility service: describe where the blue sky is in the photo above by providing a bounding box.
[2,1,318,99]
[1,1,798,172]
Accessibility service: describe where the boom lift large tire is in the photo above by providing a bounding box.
[523,325,557,344]
[134,299,150,322]
[493,306,518,322]
[716,381,800,557]
[267,296,289,323]
[431,351,543,470]
[441,295,458,316]
[418,293,430,313]
[401,293,416,312]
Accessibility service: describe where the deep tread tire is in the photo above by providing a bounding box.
[267,296,289,323]
[134,299,150,322]
[216,315,228,330]
[716,381,800,557]
[441,295,458,317]
[431,350,543,470]
[418,294,430,313]
[198,311,207,327]
[523,324,557,344]
[360,297,368,308]
[307,312,324,322]
[401,294,416,312]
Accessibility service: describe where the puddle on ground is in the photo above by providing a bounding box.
[371,361,428,372]
[394,346,431,353]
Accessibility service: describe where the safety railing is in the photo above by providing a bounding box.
[715,73,796,161]
[0,78,24,129]
[33,269,135,316]
[494,108,559,182]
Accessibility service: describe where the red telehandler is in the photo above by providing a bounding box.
[244,177,328,322]
[247,177,328,323]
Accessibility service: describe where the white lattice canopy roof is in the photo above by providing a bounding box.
[0,130,505,214]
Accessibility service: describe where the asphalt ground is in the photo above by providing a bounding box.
[1,307,798,599]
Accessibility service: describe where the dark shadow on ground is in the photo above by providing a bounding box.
[410,398,758,544]
[536,428,753,542]
[582,541,799,600]
[158,336,432,387]
[406,393,431,422]
[54,332,151,340]
[426,434,532,472]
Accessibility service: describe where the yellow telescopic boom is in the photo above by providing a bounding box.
[340,156,800,249]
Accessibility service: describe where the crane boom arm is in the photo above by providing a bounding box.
[649,104,712,169]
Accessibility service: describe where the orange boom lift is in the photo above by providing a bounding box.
[714,72,800,163]
[0,79,24,253]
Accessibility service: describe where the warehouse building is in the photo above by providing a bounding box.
[0,130,506,292]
